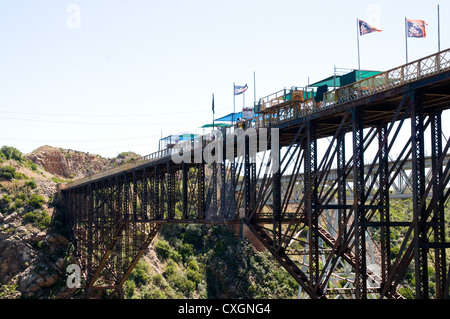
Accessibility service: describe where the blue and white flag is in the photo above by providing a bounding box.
[234,84,248,95]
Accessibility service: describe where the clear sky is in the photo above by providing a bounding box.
[0,0,448,158]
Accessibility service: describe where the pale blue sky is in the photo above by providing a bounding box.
[0,0,448,158]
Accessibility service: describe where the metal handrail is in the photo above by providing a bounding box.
[63,48,450,190]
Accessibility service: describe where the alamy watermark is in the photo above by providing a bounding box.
[66,264,81,288]
[66,4,81,29]
[171,128,280,173]
[366,3,382,29]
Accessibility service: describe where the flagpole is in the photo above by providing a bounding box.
[438,4,441,52]
[212,93,215,130]
[233,82,235,126]
[356,18,361,81]
[253,71,256,107]
[405,17,409,63]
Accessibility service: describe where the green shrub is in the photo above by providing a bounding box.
[123,280,136,299]
[27,194,45,209]
[0,166,17,180]
[25,180,37,189]
[1,194,12,206]
[170,250,182,263]
[0,146,23,162]
[187,260,199,271]
[23,209,51,230]
[152,273,164,286]
[169,274,196,295]
[13,198,23,209]
[140,287,166,299]
[186,269,202,285]
[179,243,194,262]
[163,264,176,278]
[181,224,203,249]
[129,260,151,286]
[155,240,172,260]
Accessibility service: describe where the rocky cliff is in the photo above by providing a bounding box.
[26,146,141,179]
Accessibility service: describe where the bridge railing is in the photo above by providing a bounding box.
[62,133,214,189]
[322,48,450,110]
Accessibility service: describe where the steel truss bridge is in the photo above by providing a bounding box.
[60,49,450,299]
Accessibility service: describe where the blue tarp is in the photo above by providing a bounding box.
[215,112,242,122]
[214,111,258,122]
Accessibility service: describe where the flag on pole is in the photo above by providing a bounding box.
[407,19,427,38]
[359,19,382,36]
[212,93,215,114]
[234,84,248,95]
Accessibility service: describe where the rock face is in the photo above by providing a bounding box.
[0,231,70,298]
[26,146,109,179]
[25,146,142,180]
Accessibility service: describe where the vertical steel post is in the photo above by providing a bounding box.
[154,166,160,220]
[337,129,347,249]
[272,142,282,251]
[431,111,446,299]
[244,135,251,219]
[142,169,148,219]
[305,120,319,289]
[212,161,218,218]
[167,162,175,219]
[411,90,428,299]
[352,107,367,299]
[378,123,391,291]
[87,184,94,284]
[132,172,137,220]
[220,129,227,220]
[123,175,129,220]
[197,162,205,220]
[336,127,347,260]
[231,160,237,221]
[182,162,188,219]
[220,162,226,220]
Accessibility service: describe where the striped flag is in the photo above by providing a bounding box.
[359,19,382,36]
[407,19,427,38]
[234,84,248,96]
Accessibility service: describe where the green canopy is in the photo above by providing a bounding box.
[310,70,381,88]
[201,123,231,128]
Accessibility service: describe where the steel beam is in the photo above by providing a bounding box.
[305,120,319,291]
[378,123,391,291]
[352,107,367,299]
[411,90,428,299]
[430,111,447,299]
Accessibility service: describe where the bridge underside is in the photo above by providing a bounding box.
[61,52,450,299]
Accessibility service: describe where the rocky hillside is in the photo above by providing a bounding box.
[0,145,141,299]
[26,145,141,179]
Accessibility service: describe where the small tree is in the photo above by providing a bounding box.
[27,194,45,209]
[0,146,23,162]
[0,166,17,180]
